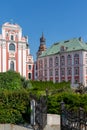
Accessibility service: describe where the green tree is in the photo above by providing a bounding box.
[0,70,21,90]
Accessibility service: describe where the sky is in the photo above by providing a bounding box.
[0,0,87,60]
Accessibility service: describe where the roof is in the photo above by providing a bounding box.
[2,22,21,29]
[39,38,87,58]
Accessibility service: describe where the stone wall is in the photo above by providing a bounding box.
[47,114,60,125]
[0,124,32,130]
[44,114,60,130]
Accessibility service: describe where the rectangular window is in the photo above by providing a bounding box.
[44,59,47,68]
[67,68,72,75]
[61,68,65,76]
[74,59,79,65]
[74,67,79,75]
[29,65,31,70]
[28,73,31,79]
[55,69,58,76]
[67,60,71,65]
[11,35,14,40]
[44,70,47,76]
[49,58,53,67]
[55,57,58,66]
[49,69,53,76]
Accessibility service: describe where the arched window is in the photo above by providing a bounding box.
[9,43,15,51]
[10,61,14,71]
[49,57,53,67]
[67,55,71,65]
[74,54,79,58]
[74,54,79,65]
[60,55,65,66]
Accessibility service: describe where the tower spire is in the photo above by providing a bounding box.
[37,33,47,59]
[40,32,46,44]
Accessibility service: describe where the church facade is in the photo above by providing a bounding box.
[36,36,87,87]
[0,22,34,80]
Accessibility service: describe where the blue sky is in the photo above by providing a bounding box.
[0,0,87,60]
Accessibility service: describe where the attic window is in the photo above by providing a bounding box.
[60,46,67,51]
[64,40,69,43]
[60,46,64,51]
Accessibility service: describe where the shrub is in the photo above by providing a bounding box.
[0,71,22,90]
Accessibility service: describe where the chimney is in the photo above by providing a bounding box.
[79,37,82,42]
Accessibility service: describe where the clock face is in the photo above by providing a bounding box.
[41,44,45,48]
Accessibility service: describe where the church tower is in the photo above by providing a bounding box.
[0,22,34,80]
[37,33,46,59]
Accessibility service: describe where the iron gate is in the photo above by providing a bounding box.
[61,101,87,130]
[30,93,47,130]
[35,96,47,130]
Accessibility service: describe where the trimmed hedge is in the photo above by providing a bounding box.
[0,89,30,124]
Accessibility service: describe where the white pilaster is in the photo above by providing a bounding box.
[71,53,74,86]
[2,43,6,72]
[23,47,26,77]
[18,45,22,75]
[58,55,61,82]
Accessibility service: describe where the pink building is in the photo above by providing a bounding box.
[0,22,34,80]
[37,36,87,87]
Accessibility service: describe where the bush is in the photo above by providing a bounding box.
[0,89,30,124]
[0,71,21,90]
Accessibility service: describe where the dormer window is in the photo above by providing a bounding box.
[11,35,14,40]
[60,46,67,52]
[60,46,64,51]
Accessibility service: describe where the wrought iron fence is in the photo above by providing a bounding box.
[60,101,87,130]
[35,96,47,130]
[30,93,47,130]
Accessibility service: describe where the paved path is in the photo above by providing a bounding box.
[0,124,60,130]
[44,125,60,130]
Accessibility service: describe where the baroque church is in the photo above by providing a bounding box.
[0,22,34,80]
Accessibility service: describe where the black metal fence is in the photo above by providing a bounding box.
[60,101,87,130]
